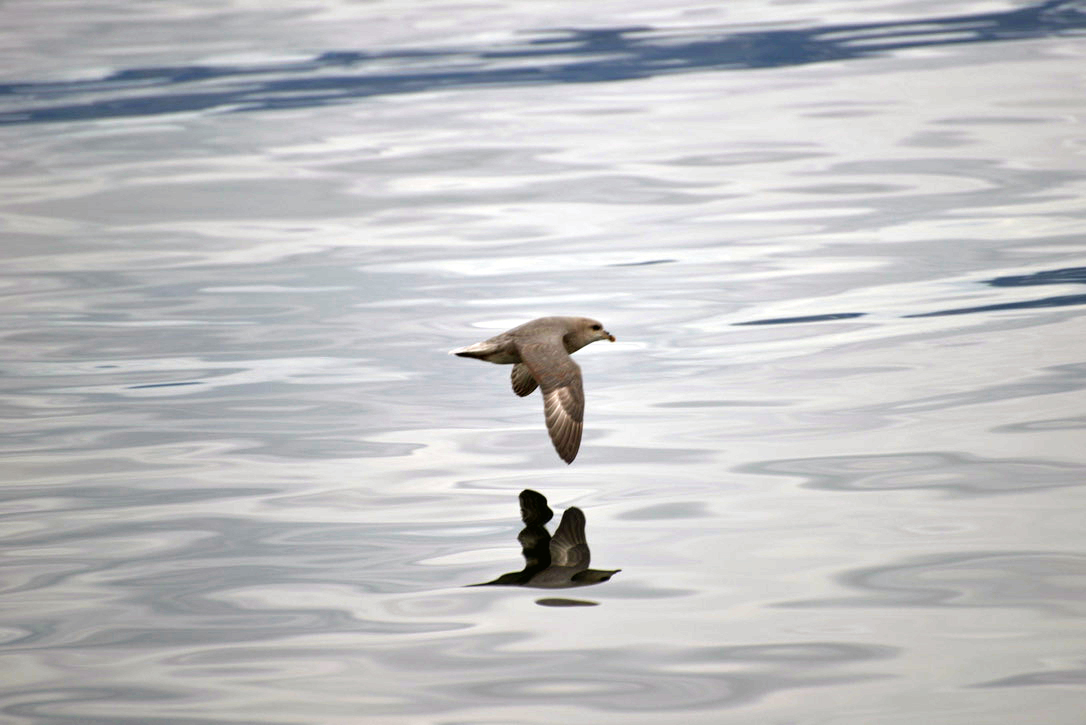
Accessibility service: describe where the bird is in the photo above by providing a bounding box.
[469,489,620,589]
[450,316,615,463]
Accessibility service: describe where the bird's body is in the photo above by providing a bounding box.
[451,316,615,464]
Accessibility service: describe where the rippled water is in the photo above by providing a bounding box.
[3,1,1086,723]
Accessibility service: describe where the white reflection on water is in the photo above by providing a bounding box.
[2,0,1086,723]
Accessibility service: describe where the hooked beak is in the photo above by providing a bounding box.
[606,332,616,342]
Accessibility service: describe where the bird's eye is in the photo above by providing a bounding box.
[591,324,602,331]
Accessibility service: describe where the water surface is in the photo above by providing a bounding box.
[2,1,1086,723]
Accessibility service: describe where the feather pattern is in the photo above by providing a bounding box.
[510,363,539,397]
[518,336,585,464]
[450,316,613,463]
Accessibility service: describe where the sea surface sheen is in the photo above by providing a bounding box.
[2,1,1085,723]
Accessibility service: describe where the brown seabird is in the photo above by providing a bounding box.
[451,316,615,463]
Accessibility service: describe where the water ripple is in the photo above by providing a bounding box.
[742,451,1084,497]
[1,0,1084,722]
[380,634,896,713]
[779,550,1086,616]
[1,1,1083,125]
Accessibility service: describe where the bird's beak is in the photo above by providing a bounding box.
[606,333,616,342]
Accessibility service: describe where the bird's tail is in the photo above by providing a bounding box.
[449,342,493,359]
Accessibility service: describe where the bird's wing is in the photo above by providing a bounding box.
[516,337,584,464]
[549,507,591,571]
[516,489,554,575]
[517,524,551,576]
[518,489,553,526]
[510,363,539,397]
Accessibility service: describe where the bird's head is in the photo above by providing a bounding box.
[567,317,615,351]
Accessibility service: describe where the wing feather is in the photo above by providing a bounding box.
[517,337,584,464]
[510,363,539,397]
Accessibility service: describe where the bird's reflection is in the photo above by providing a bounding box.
[470,490,619,603]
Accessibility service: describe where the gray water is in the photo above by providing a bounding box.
[2,1,1086,723]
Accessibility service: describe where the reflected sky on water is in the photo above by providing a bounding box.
[1,0,1085,723]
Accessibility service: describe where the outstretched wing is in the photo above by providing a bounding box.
[516,490,553,578]
[516,337,584,464]
[518,489,553,526]
[549,507,591,572]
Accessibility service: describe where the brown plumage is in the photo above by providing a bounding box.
[450,316,615,464]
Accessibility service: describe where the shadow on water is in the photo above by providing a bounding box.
[468,489,619,607]
[734,266,1086,326]
[733,313,867,326]
[906,266,1086,318]
[904,292,1086,318]
[972,665,1086,688]
[987,267,1086,287]
[1,0,1084,125]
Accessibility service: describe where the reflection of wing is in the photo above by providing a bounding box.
[517,525,551,576]
[518,489,553,526]
[510,363,539,397]
[516,338,584,464]
[517,490,553,576]
[549,507,590,571]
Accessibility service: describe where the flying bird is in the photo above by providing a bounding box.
[469,489,620,589]
[451,316,615,463]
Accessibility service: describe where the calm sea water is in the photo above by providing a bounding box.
[2,1,1086,723]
